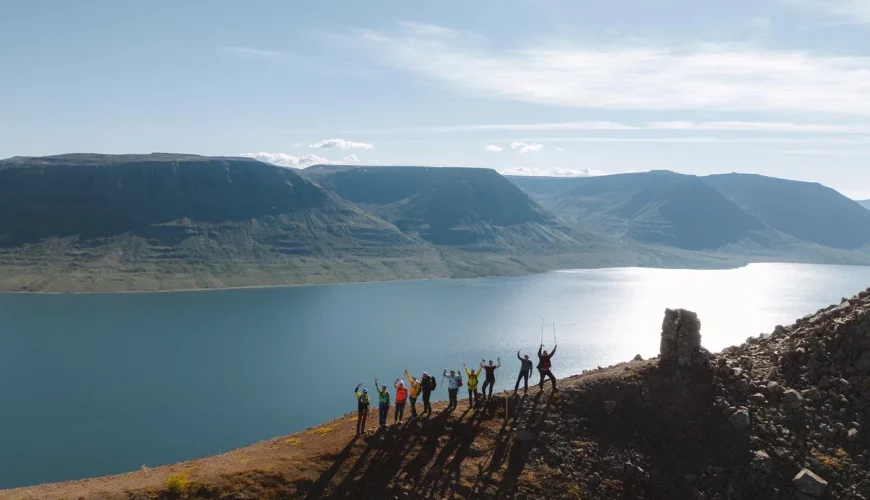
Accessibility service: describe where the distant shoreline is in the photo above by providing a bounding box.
[9,261,853,297]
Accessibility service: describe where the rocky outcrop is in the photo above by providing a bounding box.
[659,308,708,367]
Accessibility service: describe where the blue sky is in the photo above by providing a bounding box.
[3,0,870,197]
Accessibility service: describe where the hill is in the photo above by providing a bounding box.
[302,165,593,252]
[858,200,870,210]
[6,288,869,499]
[0,155,631,292]
[511,172,870,263]
[703,174,870,250]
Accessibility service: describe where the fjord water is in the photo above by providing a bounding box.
[2,264,870,488]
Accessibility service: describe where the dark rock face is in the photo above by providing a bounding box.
[660,308,703,367]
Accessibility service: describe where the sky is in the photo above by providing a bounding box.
[2,1,870,198]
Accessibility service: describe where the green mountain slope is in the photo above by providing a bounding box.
[541,171,768,250]
[302,165,609,253]
[0,155,633,292]
[703,173,870,249]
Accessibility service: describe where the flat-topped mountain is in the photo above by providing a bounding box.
[511,171,870,260]
[704,173,870,249]
[0,154,628,292]
[302,165,585,250]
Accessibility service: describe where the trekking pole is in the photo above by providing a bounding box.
[540,318,544,346]
[553,322,557,345]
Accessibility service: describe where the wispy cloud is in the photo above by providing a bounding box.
[758,148,870,157]
[359,24,870,116]
[309,138,374,150]
[241,152,328,168]
[344,120,870,134]
[484,145,503,152]
[220,46,284,58]
[517,136,870,144]
[342,154,360,162]
[500,166,604,177]
[510,141,544,153]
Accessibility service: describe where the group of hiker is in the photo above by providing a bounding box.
[353,344,557,434]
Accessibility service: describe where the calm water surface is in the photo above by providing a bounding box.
[2,263,870,488]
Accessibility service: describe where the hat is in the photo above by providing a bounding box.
[362,389,368,393]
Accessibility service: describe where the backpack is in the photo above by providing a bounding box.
[430,377,437,391]
[359,393,370,406]
[457,375,463,388]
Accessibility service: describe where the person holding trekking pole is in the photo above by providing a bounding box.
[481,357,501,399]
[405,370,422,418]
[443,369,461,410]
[374,378,391,428]
[462,362,480,407]
[420,372,436,415]
[514,350,534,394]
[354,383,370,434]
[394,378,408,423]
[537,344,558,392]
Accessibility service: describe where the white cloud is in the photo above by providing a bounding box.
[556,148,566,152]
[783,0,870,25]
[309,138,374,150]
[484,145,504,152]
[360,25,870,116]
[241,152,329,168]
[500,167,604,177]
[221,46,284,58]
[344,120,870,134]
[510,141,544,153]
[342,154,360,162]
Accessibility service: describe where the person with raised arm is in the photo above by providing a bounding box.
[394,378,408,423]
[354,383,370,434]
[462,362,480,407]
[404,369,422,418]
[537,344,558,392]
[374,378,391,428]
[480,357,501,399]
[514,350,534,395]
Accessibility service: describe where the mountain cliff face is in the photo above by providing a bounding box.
[0,154,415,251]
[512,171,870,259]
[0,155,631,291]
[302,165,574,249]
[530,171,768,250]
[703,174,870,250]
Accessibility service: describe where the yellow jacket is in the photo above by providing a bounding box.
[405,371,422,398]
[464,366,479,390]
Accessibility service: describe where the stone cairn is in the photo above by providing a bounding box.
[659,308,707,367]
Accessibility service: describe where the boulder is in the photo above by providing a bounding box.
[751,450,773,474]
[783,389,804,409]
[847,428,859,442]
[604,400,617,415]
[729,408,750,429]
[660,309,703,367]
[793,469,828,498]
[749,393,766,404]
[633,354,643,361]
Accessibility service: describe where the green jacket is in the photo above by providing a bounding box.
[375,385,391,405]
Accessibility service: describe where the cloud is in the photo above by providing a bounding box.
[783,0,870,25]
[647,121,870,133]
[520,136,870,144]
[757,148,870,157]
[500,167,604,177]
[556,148,566,152]
[484,145,504,152]
[220,46,284,58]
[343,120,870,135]
[309,138,374,150]
[510,141,544,153]
[360,24,870,116]
[342,154,360,162]
[241,152,329,168]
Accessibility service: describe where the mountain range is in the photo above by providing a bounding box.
[1,154,868,292]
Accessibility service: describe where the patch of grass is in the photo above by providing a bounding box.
[811,447,847,470]
[285,437,302,446]
[564,483,582,500]
[165,472,192,494]
[308,425,335,436]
